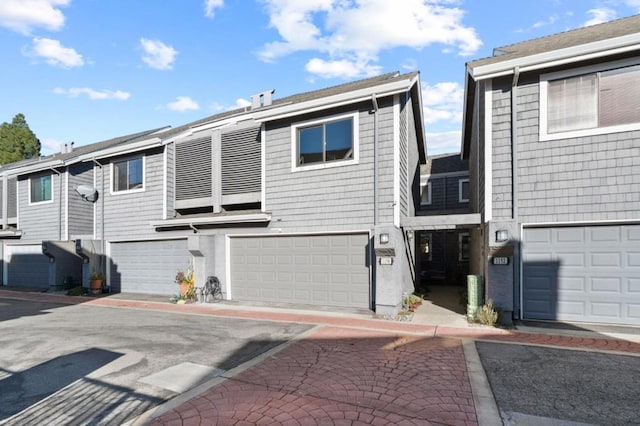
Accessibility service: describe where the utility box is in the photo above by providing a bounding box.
[467,274,484,320]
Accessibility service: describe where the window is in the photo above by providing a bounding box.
[459,178,469,203]
[30,175,52,204]
[292,113,358,170]
[458,232,470,261]
[541,60,640,139]
[420,232,432,261]
[420,181,432,205]
[112,156,144,193]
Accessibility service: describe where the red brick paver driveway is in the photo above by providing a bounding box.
[148,326,477,426]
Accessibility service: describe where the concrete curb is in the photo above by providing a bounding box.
[462,340,502,426]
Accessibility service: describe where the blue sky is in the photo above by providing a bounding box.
[1,0,639,157]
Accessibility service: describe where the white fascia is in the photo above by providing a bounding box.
[162,115,255,144]
[253,75,418,122]
[8,159,64,176]
[149,212,271,228]
[76,137,162,162]
[470,33,640,81]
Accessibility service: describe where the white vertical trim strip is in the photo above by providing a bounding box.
[16,179,20,230]
[162,145,168,220]
[484,80,493,222]
[64,170,69,240]
[225,235,232,299]
[261,125,266,212]
[519,222,524,320]
[93,166,97,239]
[393,94,400,228]
[106,241,111,289]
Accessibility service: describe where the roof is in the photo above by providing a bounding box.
[421,153,468,176]
[467,14,640,79]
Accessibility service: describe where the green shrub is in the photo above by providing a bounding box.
[67,286,86,296]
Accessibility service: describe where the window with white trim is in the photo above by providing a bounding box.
[112,155,144,193]
[458,232,470,261]
[30,174,52,204]
[459,178,469,203]
[292,112,358,170]
[420,181,432,205]
[541,60,640,139]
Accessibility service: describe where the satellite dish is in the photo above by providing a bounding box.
[75,185,99,203]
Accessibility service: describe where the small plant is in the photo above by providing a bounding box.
[175,261,195,301]
[90,271,105,281]
[475,299,499,326]
[67,286,86,296]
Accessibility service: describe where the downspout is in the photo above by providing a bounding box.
[511,66,521,320]
[511,66,520,220]
[91,159,105,275]
[371,94,379,225]
[49,167,63,240]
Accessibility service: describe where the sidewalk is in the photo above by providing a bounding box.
[1,288,639,425]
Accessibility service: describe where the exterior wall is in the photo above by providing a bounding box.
[68,162,94,238]
[406,94,421,218]
[166,142,175,218]
[419,174,470,214]
[399,93,409,220]
[265,100,397,232]
[99,147,165,240]
[491,76,514,221]
[18,171,64,242]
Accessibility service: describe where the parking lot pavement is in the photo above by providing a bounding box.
[0,297,312,425]
[476,341,640,425]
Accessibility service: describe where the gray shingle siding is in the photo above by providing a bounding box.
[100,148,165,240]
[68,162,94,237]
[265,99,396,232]
[18,172,63,241]
[166,142,175,218]
[419,175,471,214]
[7,177,17,219]
[491,77,513,220]
[399,93,409,219]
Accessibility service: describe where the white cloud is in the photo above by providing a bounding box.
[29,37,83,68]
[625,0,640,11]
[426,130,462,155]
[40,137,64,155]
[140,38,178,70]
[422,82,463,125]
[0,0,69,34]
[53,87,131,100]
[259,0,481,79]
[166,96,200,112]
[204,0,224,18]
[305,57,382,79]
[236,98,251,108]
[584,8,617,26]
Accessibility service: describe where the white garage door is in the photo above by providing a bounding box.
[109,239,190,295]
[5,244,50,289]
[230,233,370,309]
[523,225,640,325]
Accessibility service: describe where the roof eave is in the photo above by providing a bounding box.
[469,32,640,81]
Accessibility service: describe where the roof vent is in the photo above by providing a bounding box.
[251,89,275,109]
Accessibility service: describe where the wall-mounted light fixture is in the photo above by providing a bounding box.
[495,229,509,242]
[379,233,389,244]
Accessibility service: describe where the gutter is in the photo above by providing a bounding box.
[77,137,162,162]
[469,33,640,80]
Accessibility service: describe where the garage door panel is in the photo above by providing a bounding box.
[110,239,189,295]
[230,233,370,309]
[6,245,50,288]
[523,225,640,325]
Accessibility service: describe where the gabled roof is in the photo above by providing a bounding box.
[467,14,640,80]
[1,127,167,176]
[421,153,468,176]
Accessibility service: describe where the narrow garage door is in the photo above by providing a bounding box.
[523,225,640,325]
[5,244,50,289]
[109,239,190,295]
[230,233,370,309]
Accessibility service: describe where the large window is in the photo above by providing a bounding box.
[292,113,358,170]
[113,156,144,192]
[30,175,52,203]
[541,61,640,139]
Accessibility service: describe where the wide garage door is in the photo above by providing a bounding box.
[523,225,640,325]
[5,244,50,289]
[230,233,370,309]
[109,239,190,295]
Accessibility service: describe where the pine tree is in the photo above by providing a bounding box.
[0,113,41,165]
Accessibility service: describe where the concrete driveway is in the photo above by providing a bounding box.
[476,342,640,425]
[0,297,312,425]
